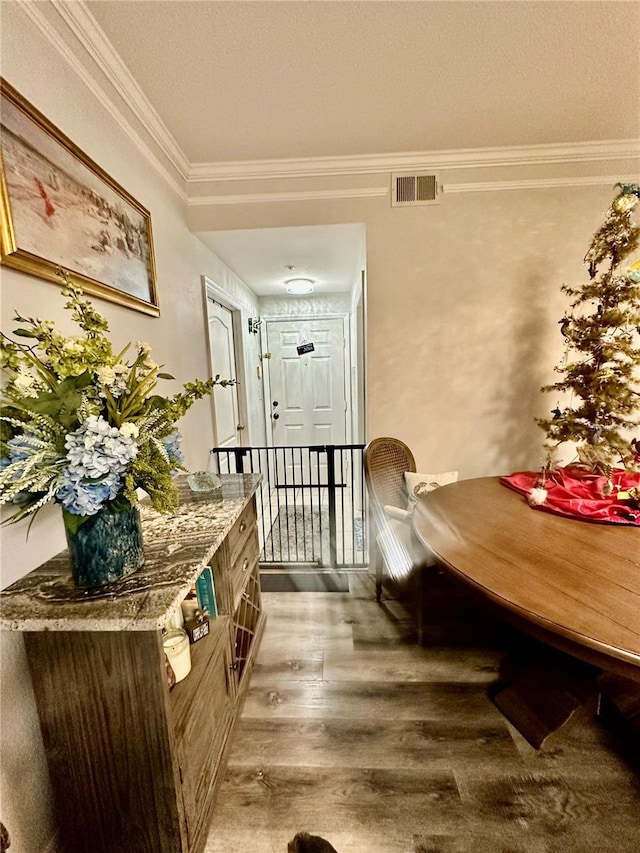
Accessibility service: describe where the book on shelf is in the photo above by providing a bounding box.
[196,566,218,618]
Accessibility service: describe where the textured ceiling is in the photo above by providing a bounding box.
[86,0,640,165]
[196,224,366,296]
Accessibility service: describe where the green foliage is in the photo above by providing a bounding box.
[123,439,180,515]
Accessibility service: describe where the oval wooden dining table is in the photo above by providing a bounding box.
[413,476,640,682]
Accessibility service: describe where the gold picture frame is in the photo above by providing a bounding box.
[0,79,159,316]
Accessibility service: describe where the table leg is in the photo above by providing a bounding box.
[597,674,640,750]
[489,651,597,749]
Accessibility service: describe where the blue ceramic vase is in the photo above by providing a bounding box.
[63,503,145,588]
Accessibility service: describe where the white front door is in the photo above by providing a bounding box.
[208,298,242,447]
[266,317,347,483]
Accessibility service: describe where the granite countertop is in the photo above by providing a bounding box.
[0,474,261,633]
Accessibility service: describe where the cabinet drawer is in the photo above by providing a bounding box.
[227,498,257,568]
[229,526,259,614]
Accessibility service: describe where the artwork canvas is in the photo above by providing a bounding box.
[0,79,159,315]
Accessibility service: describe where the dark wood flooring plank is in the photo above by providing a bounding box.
[505,715,640,778]
[250,654,324,684]
[259,590,374,625]
[226,718,521,769]
[210,765,465,832]
[456,771,640,851]
[241,681,508,723]
[323,648,501,684]
[256,638,353,664]
[204,827,413,853]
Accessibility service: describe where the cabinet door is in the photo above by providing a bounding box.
[174,638,234,850]
[231,562,262,688]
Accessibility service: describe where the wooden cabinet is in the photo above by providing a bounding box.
[0,474,264,853]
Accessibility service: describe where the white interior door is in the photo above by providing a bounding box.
[208,298,242,447]
[266,317,346,483]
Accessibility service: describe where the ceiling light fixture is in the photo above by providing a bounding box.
[285,277,315,295]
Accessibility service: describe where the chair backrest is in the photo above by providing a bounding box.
[363,437,416,510]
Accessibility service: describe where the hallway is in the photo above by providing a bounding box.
[204,573,640,852]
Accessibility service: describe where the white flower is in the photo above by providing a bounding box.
[63,338,83,355]
[13,369,38,397]
[97,366,116,386]
[136,341,152,355]
[120,422,139,440]
[96,362,129,399]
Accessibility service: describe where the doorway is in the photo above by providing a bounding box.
[265,316,348,479]
[203,276,248,448]
[197,222,366,449]
[201,225,367,573]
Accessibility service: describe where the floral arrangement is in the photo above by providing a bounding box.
[1,277,230,534]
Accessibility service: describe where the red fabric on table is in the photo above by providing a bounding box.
[500,467,640,526]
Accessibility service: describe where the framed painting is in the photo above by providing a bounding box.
[0,79,159,316]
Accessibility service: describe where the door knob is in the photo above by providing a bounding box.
[236,424,245,431]
[272,401,279,407]
[273,412,280,420]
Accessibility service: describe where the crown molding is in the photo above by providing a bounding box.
[188,140,640,184]
[444,175,632,194]
[188,175,632,207]
[189,187,388,206]
[51,0,190,182]
[16,0,187,201]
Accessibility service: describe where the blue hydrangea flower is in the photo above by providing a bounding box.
[56,416,139,516]
[7,434,35,463]
[55,470,121,516]
[0,454,30,506]
[163,429,184,468]
[64,415,138,480]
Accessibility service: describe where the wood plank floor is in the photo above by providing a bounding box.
[205,572,640,853]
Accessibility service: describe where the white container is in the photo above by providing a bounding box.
[181,597,199,621]
[163,629,191,683]
[166,605,185,631]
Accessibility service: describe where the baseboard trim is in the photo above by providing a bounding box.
[260,571,350,593]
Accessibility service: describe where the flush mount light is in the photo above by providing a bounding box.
[285,278,315,295]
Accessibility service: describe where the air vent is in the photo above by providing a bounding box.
[391,172,440,207]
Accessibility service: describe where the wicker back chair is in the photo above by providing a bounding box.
[364,437,417,602]
[364,437,416,511]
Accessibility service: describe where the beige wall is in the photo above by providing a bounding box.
[365,187,606,476]
[188,184,621,475]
